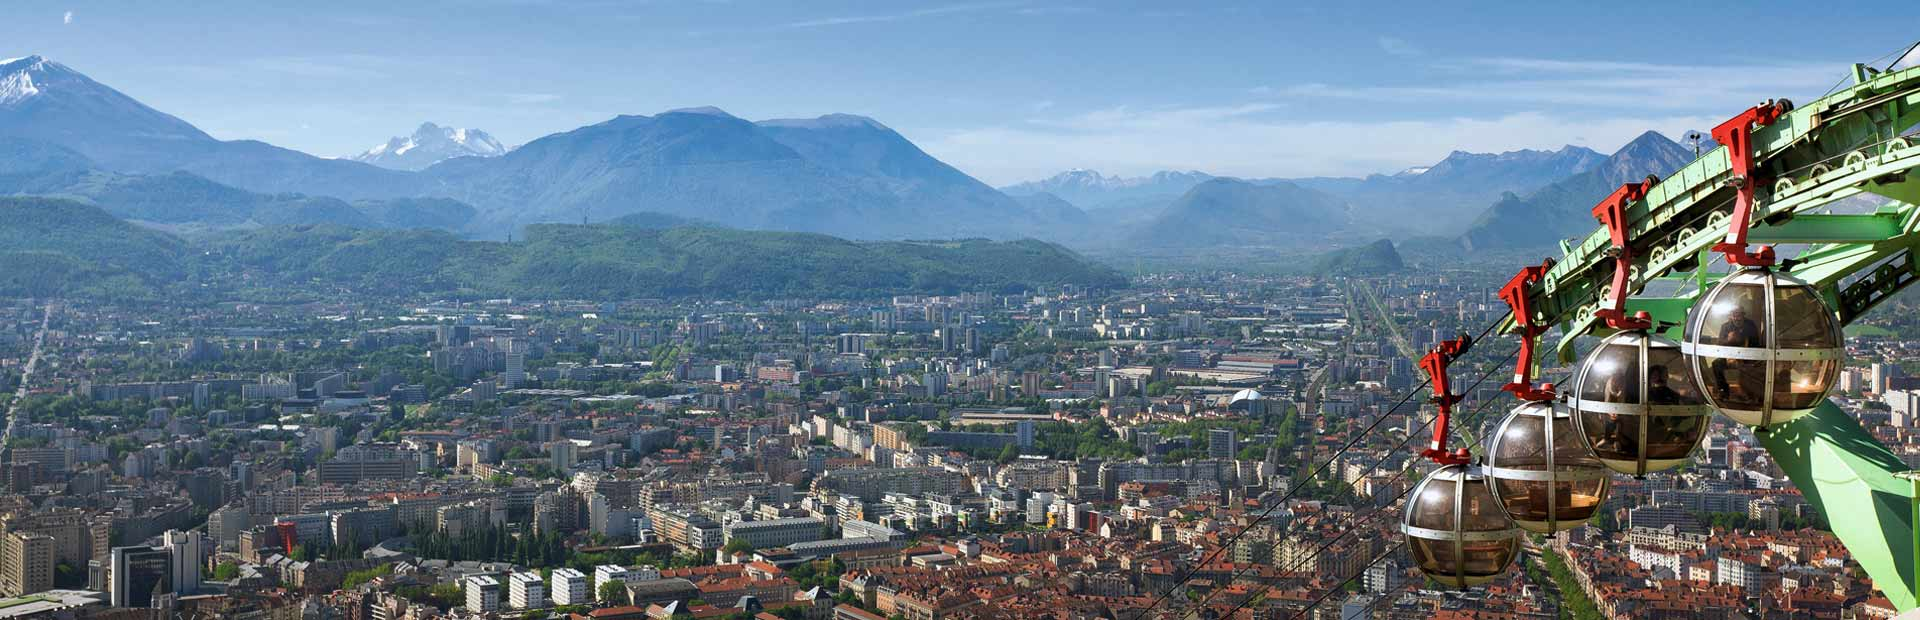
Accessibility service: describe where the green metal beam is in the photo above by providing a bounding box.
[1759,402,1919,610]
[1749,212,1907,244]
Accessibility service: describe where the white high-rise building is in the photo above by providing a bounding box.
[593,565,632,600]
[110,530,204,608]
[550,568,589,606]
[508,571,545,610]
[466,575,501,613]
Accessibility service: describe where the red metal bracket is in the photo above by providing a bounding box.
[1590,178,1658,330]
[1709,99,1792,267]
[1417,335,1474,466]
[1497,261,1557,401]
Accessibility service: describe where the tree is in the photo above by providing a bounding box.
[723,537,756,556]
[598,580,630,606]
[996,444,1019,464]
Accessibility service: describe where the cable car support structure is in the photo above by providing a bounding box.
[1499,57,1920,609]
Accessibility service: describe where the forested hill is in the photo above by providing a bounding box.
[0,197,1128,300]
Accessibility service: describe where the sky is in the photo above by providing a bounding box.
[4,1,1918,185]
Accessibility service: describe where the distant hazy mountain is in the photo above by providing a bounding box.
[423,107,1045,239]
[1009,146,1602,238]
[1008,192,1094,244]
[1001,170,1215,210]
[753,113,1043,237]
[0,135,474,230]
[352,122,507,171]
[1459,131,1698,250]
[1130,178,1352,247]
[1287,145,1607,236]
[1295,146,1604,194]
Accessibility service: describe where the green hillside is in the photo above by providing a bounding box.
[0,197,189,298]
[0,199,1128,300]
[1311,239,1404,275]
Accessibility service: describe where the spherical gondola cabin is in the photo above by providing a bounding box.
[1570,330,1712,476]
[1485,401,1611,533]
[1682,267,1843,428]
[1403,465,1521,589]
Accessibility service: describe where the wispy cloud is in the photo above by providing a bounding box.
[505,93,563,105]
[62,10,72,25]
[779,2,1019,29]
[1376,36,1417,57]
[1270,57,1840,110]
[1015,6,1093,16]
[172,54,400,80]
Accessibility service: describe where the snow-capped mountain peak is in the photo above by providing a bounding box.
[352,122,507,171]
[1,55,57,105]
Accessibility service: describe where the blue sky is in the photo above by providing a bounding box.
[5,1,1917,184]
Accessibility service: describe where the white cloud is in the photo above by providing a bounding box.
[780,2,1018,29]
[172,54,398,80]
[1377,36,1418,57]
[1015,6,1093,16]
[1273,57,1841,111]
[62,11,72,24]
[506,93,563,105]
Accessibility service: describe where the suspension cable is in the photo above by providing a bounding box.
[1132,316,1503,620]
[1282,369,1582,620]
[1198,350,1523,620]
[1132,374,1431,619]
[1288,540,1406,620]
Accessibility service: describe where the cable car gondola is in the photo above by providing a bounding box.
[1402,464,1523,589]
[1683,267,1843,428]
[1571,331,1712,476]
[1485,401,1611,533]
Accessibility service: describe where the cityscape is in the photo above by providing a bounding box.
[2,3,1920,620]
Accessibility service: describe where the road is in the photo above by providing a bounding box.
[3,303,52,443]
[1355,280,1419,363]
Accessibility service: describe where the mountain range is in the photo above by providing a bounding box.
[1001,170,1216,212]
[352,122,508,171]
[1129,179,1354,248]
[0,53,1709,261]
[1006,144,1609,239]
[1458,131,1700,250]
[0,55,1066,241]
